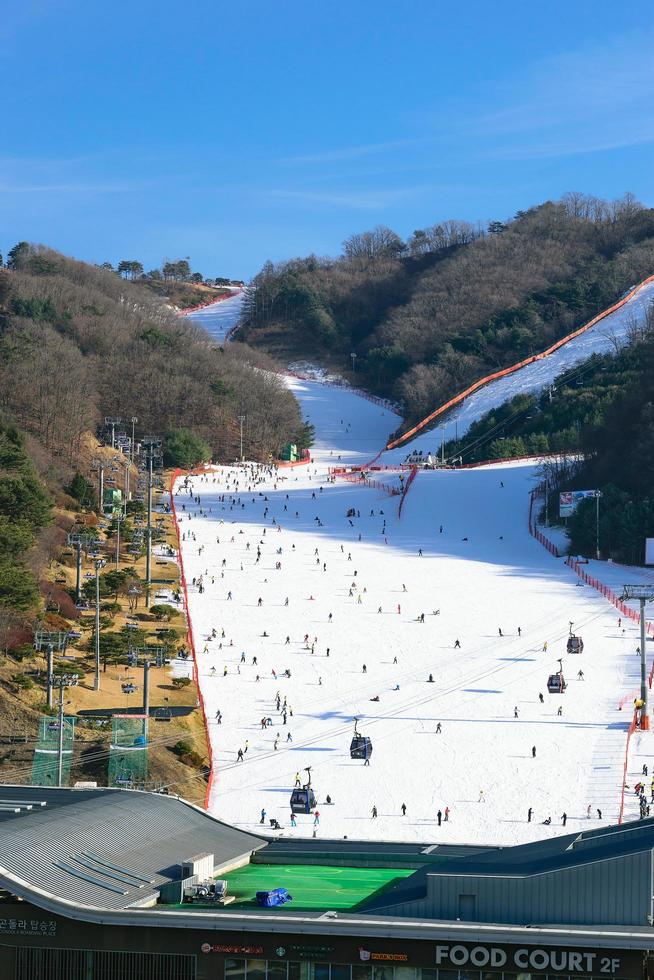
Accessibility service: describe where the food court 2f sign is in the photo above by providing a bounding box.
[435,944,625,975]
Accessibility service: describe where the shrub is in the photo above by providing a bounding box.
[172,676,191,689]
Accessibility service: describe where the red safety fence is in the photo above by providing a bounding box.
[398,466,418,518]
[177,287,243,316]
[276,451,311,469]
[387,274,654,450]
[169,467,214,808]
[618,710,640,824]
[527,490,562,558]
[334,469,402,497]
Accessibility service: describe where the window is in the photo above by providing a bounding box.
[226,960,246,980]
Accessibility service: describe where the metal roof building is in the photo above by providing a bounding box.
[0,786,651,980]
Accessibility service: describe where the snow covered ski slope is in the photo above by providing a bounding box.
[173,381,643,846]
[382,278,654,463]
[185,290,245,343]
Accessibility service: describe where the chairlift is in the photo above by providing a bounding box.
[289,766,317,813]
[349,718,373,761]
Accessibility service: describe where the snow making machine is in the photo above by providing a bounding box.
[290,767,317,814]
[349,719,373,762]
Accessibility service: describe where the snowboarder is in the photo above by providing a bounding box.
[532,746,536,758]
[237,749,244,762]
[527,807,533,822]
[499,627,503,637]
[557,706,563,716]
[371,805,378,818]
[597,808,602,819]
[514,706,519,719]
[437,809,442,826]
[260,809,266,824]
[578,669,584,680]
[539,693,544,703]
[435,722,441,733]
[561,812,567,826]
[401,803,406,816]
[454,639,461,649]
[478,790,485,803]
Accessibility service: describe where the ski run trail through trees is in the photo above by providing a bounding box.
[172,277,654,843]
[185,289,245,342]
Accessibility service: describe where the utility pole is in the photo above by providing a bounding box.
[53,673,78,786]
[93,558,106,691]
[621,586,654,731]
[33,631,70,711]
[238,415,245,462]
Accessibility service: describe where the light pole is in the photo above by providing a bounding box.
[439,424,446,466]
[594,490,602,560]
[52,673,79,786]
[104,416,122,450]
[93,558,106,691]
[350,352,357,373]
[620,586,654,731]
[238,415,245,462]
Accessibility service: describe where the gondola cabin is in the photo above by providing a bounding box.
[289,787,317,814]
[350,733,373,761]
[567,634,584,654]
[547,672,567,694]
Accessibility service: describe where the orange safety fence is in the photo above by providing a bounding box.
[618,710,640,824]
[169,467,214,808]
[178,287,243,316]
[387,274,654,451]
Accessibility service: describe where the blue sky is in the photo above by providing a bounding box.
[2,0,654,280]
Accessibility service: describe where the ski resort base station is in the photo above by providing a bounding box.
[0,787,653,980]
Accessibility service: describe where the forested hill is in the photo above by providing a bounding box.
[0,244,303,464]
[241,193,654,424]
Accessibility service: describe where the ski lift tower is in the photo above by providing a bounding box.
[139,437,163,608]
[67,531,97,603]
[620,585,654,730]
[34,630,70,710]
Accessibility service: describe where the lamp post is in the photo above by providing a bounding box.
[620,586,654,731]
[439,424,446,466]
[238,415,246,462]
[350,352,357,373]
[93,558,106,691]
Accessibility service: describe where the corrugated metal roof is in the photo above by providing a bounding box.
[0,786,265,909]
